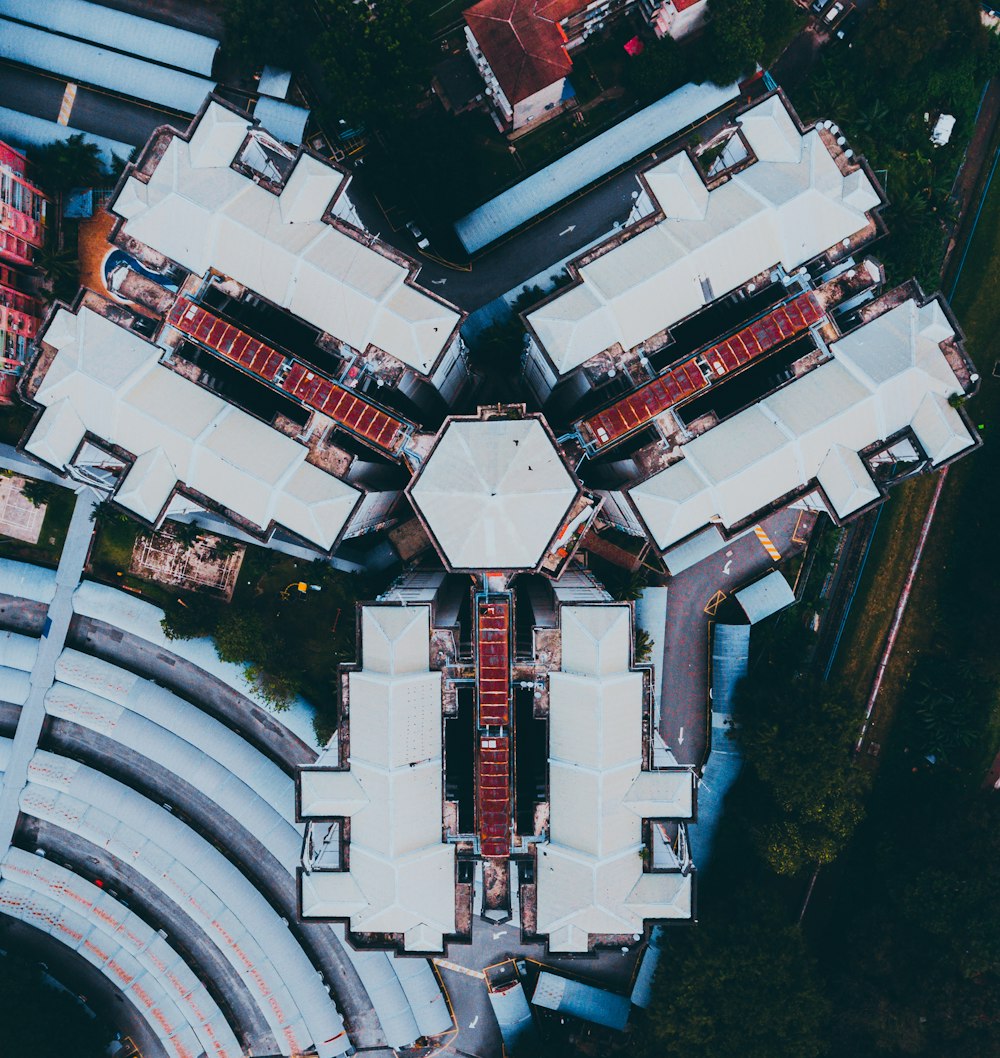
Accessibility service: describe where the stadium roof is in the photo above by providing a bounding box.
[628,296,975,552]
[535,604,693,952]
[408,415,579,570]
[25,305,361,549]
[299,606,456,953]
[113,101,461,376]
[0,106,133,166]
[0,0,220,76]
[0,18,216,114]
[526,94,883,375]
[736,570,795,624]
[455,80,740,254]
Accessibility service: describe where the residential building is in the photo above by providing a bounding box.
[0,265,42,403]
[297,405,695,955]
[19,97,470,550]
[0,138,47,268]
[642,0,708,39]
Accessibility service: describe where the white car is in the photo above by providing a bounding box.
[824,1,844,22]
[405,221,430,251]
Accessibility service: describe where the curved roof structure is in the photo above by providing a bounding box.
[409,415,579,570]
[0,19,216,114]
[0,0,220,76]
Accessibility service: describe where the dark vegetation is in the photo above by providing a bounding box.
[0,477,76,567]
[0,949,114,1058]
[791,0,1000,288]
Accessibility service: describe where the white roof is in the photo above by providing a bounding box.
[299,606,455,953]
[21,749,350,1058]
[112,101,460,375]
[527,95,882,375]
[409,417,578,570]
[27,305,361,549]
[536,605,694,952]
[1,848,241,1058]
[0,558,57,604]
[735,570,795,624]
[629,297,974,550]
[0,0,220,76]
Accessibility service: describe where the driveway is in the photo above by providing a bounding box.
[658,507,814,769]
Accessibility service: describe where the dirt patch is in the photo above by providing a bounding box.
[129,525,245,600]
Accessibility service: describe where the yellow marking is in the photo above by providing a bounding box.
[433,958,486,980]
[57,82,78,126]
[753,524,781,561]
[704,590,726,616]
[791,509,810,545]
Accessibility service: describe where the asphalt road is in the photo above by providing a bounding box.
[658,507,813,769]
[68,616,317,773]
[0,60,188,151]
[0,916,171,1058]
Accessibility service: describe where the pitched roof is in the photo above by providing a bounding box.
[464,0,575,104]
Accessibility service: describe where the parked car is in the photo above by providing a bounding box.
[810,0,830,12]
[405,221,430,251]
[824,0,844,22]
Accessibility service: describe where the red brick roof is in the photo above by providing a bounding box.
[465,0,576,105]
[671,0,705,10]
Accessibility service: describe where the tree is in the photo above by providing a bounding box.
[18,477,51,508]
[170,520,203,549]
[34,242,80,304]
[29,134,106,194]
[0,950,113,1058]
[634,627,654,664]
[697,0,802,86]
[638,916,831,1058]
[313,0,431,127]
[225,0,308,69]
[735,670,866,875]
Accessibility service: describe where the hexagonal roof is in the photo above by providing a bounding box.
[409,415,579,570]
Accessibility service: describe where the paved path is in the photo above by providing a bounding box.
[658,507,810,770]
[0,487,97,853]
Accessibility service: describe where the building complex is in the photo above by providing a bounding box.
[1,86,982,1056]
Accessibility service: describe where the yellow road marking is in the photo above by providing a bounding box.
[753,524,781,561]
[433,958,486,980]
[57,82,77,126]
[704,590,726,616]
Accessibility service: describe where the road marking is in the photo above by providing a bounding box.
[791,509,810,545]
[559,225,577,236]
[57,82,78,126]
[753,524,782,561]
[431,278,447,285]
[433,958,486,980]
[492,930,507,939]
[722,559,732,576]
[678,726,685,745]
[704,590,726,616]
[469,1015,479,1029]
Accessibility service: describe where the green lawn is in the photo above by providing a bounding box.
[0,480,76,568]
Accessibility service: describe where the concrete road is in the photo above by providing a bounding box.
[19,815,277,1056]
[658,507,813,769]
[0,487,97,853]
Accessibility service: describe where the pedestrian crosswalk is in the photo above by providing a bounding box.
[57,83,77,126]
[753,524,781,562]
[433,958,485,980]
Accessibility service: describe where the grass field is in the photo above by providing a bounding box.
[829,132,1000,771]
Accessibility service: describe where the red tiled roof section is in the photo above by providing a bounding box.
[672,0,705,10]
[464,0,577,104]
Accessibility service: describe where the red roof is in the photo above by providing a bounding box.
[464,0,576,104]
[672,0,705,10]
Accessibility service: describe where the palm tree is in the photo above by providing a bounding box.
[170,521,202,549]
[30,135,106,194]
[34,242,80,304]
